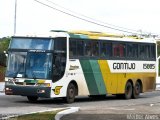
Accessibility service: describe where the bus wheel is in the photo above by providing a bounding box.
[27,96,38,102]
[66,83,76,103]
[124,82,133,99]
[132,81,141,99]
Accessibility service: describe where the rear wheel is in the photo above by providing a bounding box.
[65,83,76,103]
[132,81,141,99]
[27,96,38,102]
[124,82,133,99]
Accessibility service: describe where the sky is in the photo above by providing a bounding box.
[1,0,160,37]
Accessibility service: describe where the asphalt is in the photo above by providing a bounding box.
[1,82,160,120]
[61,103,160,120]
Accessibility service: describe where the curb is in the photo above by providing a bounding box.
[55,107,80,120]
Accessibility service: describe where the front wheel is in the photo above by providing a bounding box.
[65,83,76,103]
[124,82,133,99]
[27,96,38,102]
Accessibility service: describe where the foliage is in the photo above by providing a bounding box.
[9,110,63,120]
[0,37,10,66]
[157,41,160,57]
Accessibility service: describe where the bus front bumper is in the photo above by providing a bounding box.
[5,85,51,98]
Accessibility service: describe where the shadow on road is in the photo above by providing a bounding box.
[11,91,159,105]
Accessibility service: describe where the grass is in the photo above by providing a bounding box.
[9,109,63,120]
[0,66,5,73]
[0,66,5,82]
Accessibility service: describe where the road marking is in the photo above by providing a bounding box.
[107,107,135,111]
[55,107,80,120]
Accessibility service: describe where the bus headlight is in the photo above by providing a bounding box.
[5,79,15,85]
[37,89,45,93]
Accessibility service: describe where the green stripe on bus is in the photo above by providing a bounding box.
[80,60,106,95]
[80,60,99,95]
[89,60,106,95]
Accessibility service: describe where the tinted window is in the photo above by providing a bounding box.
[113,43,126,58]
[54,38,66,52]
[84,41,99,57]
[77,41,84,56]
[150,45,156,59]
[85,41,92,56]
[139,44,150,59]
[69,40,76,57]
[100,42,112,58]
[127,44,138,58]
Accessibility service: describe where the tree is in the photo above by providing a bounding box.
[0,37,10,66]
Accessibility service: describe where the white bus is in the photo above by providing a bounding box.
[5,31,156,103]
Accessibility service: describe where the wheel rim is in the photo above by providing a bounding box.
[135,83,140,95]
[125,82,132,99]
[69,87,74,99]
[126,85,131,95]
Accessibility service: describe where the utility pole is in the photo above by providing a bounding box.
[14,0,17,35]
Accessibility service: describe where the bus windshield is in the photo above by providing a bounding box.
[10,37,53,50]
[26,53,52,79]
[6,52,27,78]
[6,52,53,79]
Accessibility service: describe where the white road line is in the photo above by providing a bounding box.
[55,107,80,120]
[107,107,135,111]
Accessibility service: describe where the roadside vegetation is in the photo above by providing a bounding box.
[0,37,10,82]
[9,110,62,120]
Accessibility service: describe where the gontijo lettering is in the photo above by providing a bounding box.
[113,63,136,70]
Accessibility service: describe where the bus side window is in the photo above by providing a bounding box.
[77,41,84,57]
[139,45,145,59]
[113,43,125,58]
[53,38,67,82]
[145,45,150,59]
[132,44,138,58]
[127,44,138,59]
[53,53,66,81]
[150,45,156,59]
[69,40,76,57]
[100,42,112,58]
[85,41,91,56]
[91,41,99,57]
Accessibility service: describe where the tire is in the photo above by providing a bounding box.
[124,82,133,99]
[132,81,141,99]
[27,96,38,102]
[65,83,76,103]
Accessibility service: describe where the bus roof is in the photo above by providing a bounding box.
[68,30,156,43]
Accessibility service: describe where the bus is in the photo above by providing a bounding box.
[5,31,156,103]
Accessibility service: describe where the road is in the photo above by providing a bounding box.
[0,91,160,119]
